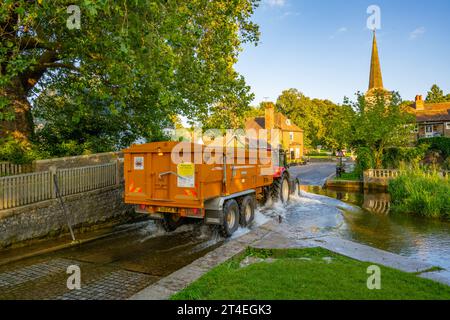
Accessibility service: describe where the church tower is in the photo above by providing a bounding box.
[368,30,383,91]
[366,30,390,102]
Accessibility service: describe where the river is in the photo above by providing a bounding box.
[295,186,450,278]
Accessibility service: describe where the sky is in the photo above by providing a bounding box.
[235,0,450,105]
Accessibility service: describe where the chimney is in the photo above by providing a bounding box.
[265,102,275,130]
[415,95,424,111]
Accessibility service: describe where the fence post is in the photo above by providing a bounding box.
[49,166,57,199]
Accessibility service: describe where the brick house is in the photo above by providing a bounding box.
[408,95,450,139]
[245,103,304,161]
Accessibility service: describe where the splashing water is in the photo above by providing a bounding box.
[231,208,271,239]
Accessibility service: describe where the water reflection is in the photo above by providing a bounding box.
[302,186,450,272]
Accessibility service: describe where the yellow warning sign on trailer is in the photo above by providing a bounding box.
[177,163,195,188]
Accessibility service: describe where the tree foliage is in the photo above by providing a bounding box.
[275,88,340,148]
[426,84,450,103]
[344,91,415,168]
[0,0,260,158]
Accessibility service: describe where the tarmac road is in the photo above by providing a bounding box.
[290,162,336,186]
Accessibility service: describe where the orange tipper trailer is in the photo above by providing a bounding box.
[123,141,299,236]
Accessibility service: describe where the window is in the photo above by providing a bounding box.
[286,119,291,126]
[426,125,433,133]
[289,132,294,141]
[446,122,450,130]
[295,148,301,159]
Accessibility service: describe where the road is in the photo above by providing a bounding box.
[0,163,336,300]
[291,162,336,186]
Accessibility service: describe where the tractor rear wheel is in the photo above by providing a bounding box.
[271,174,290,204]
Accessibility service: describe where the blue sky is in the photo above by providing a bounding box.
[235,0,450,105]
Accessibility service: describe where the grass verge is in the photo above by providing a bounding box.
[171,247,450,300]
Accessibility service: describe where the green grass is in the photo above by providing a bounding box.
[334,172,361,181]
[389,167,450,220]
[171,248,450,300]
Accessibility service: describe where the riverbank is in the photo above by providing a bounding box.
[172,247,450,300]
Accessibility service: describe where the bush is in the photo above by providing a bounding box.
[388,167,450,220]
[418,137,450,158]
[383,145,428,169]
[443,157,450,171]
[0,137,39,165]
[354,147,375,176]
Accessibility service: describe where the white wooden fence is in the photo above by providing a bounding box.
[0,162,32,176]
[0,162,119,210]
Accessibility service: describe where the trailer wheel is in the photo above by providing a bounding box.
[271,174,290,204]
[159,214,183,232]
[220,200,239,237]
[240,196,255,227]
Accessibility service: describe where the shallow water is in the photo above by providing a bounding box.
[295,186,450,274]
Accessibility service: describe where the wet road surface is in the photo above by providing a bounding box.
[0,223,226,299]
[291,162,336,186]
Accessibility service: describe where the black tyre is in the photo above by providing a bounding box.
[271,174,290,203]
[240,195,255,227]
[220,200,240,237]
[158,213,183,232]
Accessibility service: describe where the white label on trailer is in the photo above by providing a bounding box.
[134,157,144,170]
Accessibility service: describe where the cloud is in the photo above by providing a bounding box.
[265,0,286,7]
[410,27,426,40]
[329,27,348,39]
[280,11,300,18]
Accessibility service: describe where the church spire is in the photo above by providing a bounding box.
[368,30,384,90]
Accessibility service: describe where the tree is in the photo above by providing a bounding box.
[199,77,254,131]
[276,88,339,148]
[426,84,449,103]
[0,0,260,151]
[324,104,355,151]
[345,91,415,168]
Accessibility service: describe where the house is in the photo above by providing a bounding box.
[408,95,450,139]
[245,103,304,161]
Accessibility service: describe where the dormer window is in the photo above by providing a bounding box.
[286,119,291,126]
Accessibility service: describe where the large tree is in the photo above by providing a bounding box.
[426,84,450,103]
[0,0,259,149]
[276,88,339,148]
